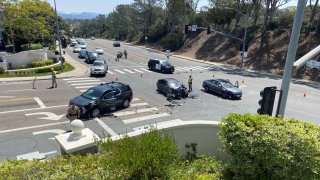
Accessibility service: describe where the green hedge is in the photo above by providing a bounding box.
[18,59,54,69]
[21,43,43,51]
[219,114,320,179]
[34,63,72,73]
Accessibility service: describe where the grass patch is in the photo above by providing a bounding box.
[0,63,75,78]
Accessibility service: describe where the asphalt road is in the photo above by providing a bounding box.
[0,39,319,162]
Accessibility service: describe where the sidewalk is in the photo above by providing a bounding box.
[0,53,88,82]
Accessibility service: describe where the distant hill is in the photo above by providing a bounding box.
[58,12,105,20]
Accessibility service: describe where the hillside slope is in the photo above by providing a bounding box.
[176,29,320,82]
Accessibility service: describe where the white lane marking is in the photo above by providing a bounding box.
[133,69,144,73]
[175,67,191,71]
[33,129,65,135]
[94,118,117,136]
[66,79,101,83]
[108,70,114,74]
[189,66,205,70]
[70,82,103,86]
[132,98,139,102]
[0,121,69,134]
[0,105,68,114]
[75,85,95,89]
[0,96,15,98]
[123,69,135,73]
[123,113,170,124]
[25,112,65,121]
[113,107,159,117]
[6,89,34,92]
[133,119,182,131]
[80,89,87,92]
[42,151,57,156]
[140,68,151,72]
[113,69,125,74]
[33,97,46,108]
[63,77,95,81]
[130,102,149,107]
[239,85,247,88]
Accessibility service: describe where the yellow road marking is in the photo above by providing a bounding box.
[0,97,34,103]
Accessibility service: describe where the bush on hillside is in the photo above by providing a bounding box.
[21,43,43,51]
[267,20,279,31]
[148,19,168,43]
[160,32,184,51]
[219,114,320,179]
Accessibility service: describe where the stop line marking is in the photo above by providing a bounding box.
[123,113,170,124]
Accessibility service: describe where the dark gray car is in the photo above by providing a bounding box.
[202,79,242,99]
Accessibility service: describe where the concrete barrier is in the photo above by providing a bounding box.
[4,49,48,69]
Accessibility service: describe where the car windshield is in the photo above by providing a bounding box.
[95,48,102,50]
[79,42,85,45]
[93,62,104,66]
[81,88,103,100]
[221,81,234,88]
[89,52,98,57]
[161,61,171,66]
[168,81,181,88]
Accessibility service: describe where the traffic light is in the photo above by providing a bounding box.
[257,86,277,116]
[207,26,211,34]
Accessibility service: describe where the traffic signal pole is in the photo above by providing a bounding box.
[278,0,306,118]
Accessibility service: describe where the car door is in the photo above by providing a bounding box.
[155,61,161,71]
[214,81,223,94]
[101,91,117,111]
[211,80,220,93]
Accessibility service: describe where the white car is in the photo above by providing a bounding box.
[79,42,87,49]
[90,59,108,76]
[94,47,104,55]
[73,45,81,53]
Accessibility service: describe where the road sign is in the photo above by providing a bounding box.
[192,25,197,32]
[25,112,65,121]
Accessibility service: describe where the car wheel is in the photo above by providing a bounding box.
[91,108,100,118]
[148,66,151,70]
[90,73,93,77]
[222,92,229,99]
[122,98,130,108]
[204,86,209,92]
[161,69,165,73]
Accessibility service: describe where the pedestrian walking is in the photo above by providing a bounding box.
[51,68,57,88]
[188,75,193,92]
[66,104,80,122]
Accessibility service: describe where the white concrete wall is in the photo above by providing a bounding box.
[110,120,230,161]
[5,49,48,69]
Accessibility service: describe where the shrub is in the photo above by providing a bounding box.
[267,20,279,31]
[219,114,320,179]
[99,129,180,179]
[21,43,43,51]
[160,32,184,51]
[0,67,5,74]
[25,59,54,68]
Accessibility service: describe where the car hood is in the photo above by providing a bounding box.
[70,95,95,107]
[225,87,242,93]
[91,65,104,69]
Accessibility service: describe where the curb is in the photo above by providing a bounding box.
[0,52,88,82]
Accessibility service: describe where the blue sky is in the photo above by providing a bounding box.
[46,0,298,14]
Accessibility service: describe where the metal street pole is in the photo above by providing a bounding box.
[278,0,306,118]
[53,0,63,72]
[240,15,248,69]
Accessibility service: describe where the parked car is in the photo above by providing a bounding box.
[73,45,81,53]
[78,49,87,59]
[202,79,242,99]
[69,82,133,118]
[148,59,174,73]
[90,59,108,76]
[70,40,77,47]
[79,41,87,49]
[85,51,98,64]
[157,78,188,99]
[91,36,96,40]
[94,47,104,55]
[113,41,120,47]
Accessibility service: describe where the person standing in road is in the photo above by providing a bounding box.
[188,75,193,92]
[51,68,57,88]
[124,49,127,59]
[66,104,80,122]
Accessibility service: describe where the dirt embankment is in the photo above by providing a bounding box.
[175,28,320,82]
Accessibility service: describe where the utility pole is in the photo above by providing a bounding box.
[53,0,63,72]
[278,0,307,118]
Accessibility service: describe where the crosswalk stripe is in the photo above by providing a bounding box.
[133,119,182,131]
[80,89,87,92]
[123,69,135,73]
[140,68,151,72]
[130,102,149,107]
[113,69,125,74]
[94,118,118,136]
[70,82,103,86]
[123,113,170,124]
[63,77,94,81]
[133,69,144,73]
[66,79,101,83]
[75,85,95,89]
[113,107,159,117]
[108,70,114,74]
[176,67,191,71]
[191,66,208,70]
[132,98,140,101]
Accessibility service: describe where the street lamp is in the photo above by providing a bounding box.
[53,0,63,72]
[223,7,248,69]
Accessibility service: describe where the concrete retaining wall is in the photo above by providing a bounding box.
[4,49,48,69]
